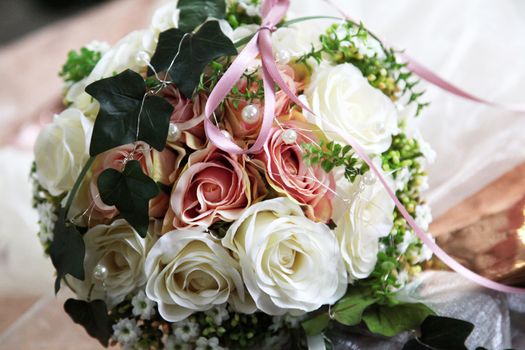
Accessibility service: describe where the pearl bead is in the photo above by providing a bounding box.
[241,104,259,124]
[275,49,291,64]
[93,264,109,281]
[136,51,151,64]
[281,129,298,145]
[167,123,181,142]
[363,173,376,185]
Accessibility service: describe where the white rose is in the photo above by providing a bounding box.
[34,108,92,196]
[334,173,395,281]
[67,219,149,307]
[222,198,347,315]
[306,63,399,154]
[150,0,180,35]
[272,22,323,59]
[145,230,255,322]
[68,30,156,118]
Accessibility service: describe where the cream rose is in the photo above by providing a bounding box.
[306,63,398,154]
[34,108,92,196]
[334,173,395,281]
[67,219,149,307]
[150,0,180,35]
[222,198,347,315]
[145,230,255,322]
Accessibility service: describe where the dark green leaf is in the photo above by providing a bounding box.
[178,0,226,32]
[362,303,435,337]
[50,209,85,294]
[302,312,330,336]
[149,21,237,98]
[97,160,159,237]
[419,315,474,350]
[402,339,434,350]
[86,69,173,156]
[64,299,113,347]
[332,288,378,326]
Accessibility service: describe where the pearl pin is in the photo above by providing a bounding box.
[167,123,181,142]
[93,264,109,281]
[241,104,259,124]
[136,51,151,64]
[281,129,298,145]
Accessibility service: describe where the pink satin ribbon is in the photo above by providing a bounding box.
[204,0,525,293]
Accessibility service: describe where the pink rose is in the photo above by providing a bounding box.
[85,143,179,224]
[163,86,207,150]
[224,64,303,147]
[260,118,335,222]
[163,144,267,231]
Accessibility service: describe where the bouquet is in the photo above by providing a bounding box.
[31,0,463,349]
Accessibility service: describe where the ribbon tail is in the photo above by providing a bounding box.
[204,34,261,154]
[320,118,525,294]
[245,65,277,153]
[258,30,316,115]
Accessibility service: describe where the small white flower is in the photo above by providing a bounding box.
[204,304,230,326]
[173,318,200,343]
[85,40,110,54]
[415,204,432,231]
[131,291,156,320]
[37,202,57,233]
[112,318,142,346]
[394,167,412,192]
[268,316,284,333]
[283,314,306,329]
[396,230,415,254]
[195,337,224,350]
[163,335,192,350]
[237,0,261,17]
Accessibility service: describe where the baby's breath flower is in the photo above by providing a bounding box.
[163,335,192,350]
[204,304,230,326]
[195,336,225,350]
[131,290,156,320]
[173,318,200,343]
[112,318,142,346]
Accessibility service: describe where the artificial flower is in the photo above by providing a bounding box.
[34,108,92,196]
[145,229,255,322]
[222,198,347,315]
[306,62,398,154]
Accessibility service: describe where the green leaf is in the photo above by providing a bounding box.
[302,313,330,336]
[362,303,435,337]
[86,69,173,156]
[332,288,378,326]
[64,299,113,347]
[418,315,474,350]
[50,209,85,294]
[97,160,159,237]
[178,0,226,33]
[149,21,237,98]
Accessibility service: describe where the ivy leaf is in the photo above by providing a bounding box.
[418,315,474,350]
[178,0,226,33]
[331,288,378,327]
[64,299,113,347]
[362,303,435,337]
[86,69,173,156]
[97,160,159,237]
[50,209,85,294]
[302,312,330,336]
[149,20,237,98]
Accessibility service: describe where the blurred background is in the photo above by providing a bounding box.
[0,0,524,348]
[0,0,107,45]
